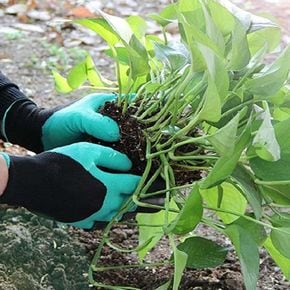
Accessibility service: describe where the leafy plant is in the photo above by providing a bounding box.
[53,1,290,289]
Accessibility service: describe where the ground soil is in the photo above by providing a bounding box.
[0,1,290,290]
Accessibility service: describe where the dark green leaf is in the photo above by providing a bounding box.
[225,224,259,290]
[233,215,267,246]
[270,227,290,259]
[177,237,228,269]
[271,213,290,228]
[232,165,262,219]
[171,184,203,235]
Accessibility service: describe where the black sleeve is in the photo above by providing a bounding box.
[0,71,54,152]
[0,71,27,140]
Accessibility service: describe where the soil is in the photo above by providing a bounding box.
[0,1,289,290]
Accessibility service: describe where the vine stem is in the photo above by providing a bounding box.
[93,261,172,272]
[204,206,290,234]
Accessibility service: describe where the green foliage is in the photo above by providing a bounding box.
[53,0,290,289]
[177,237,228,269]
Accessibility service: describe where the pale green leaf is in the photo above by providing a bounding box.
[246,46,290,96]
[127,15,147,39]
[173,248,187,290]
[228,20,251,70]
[75,18,119,46]
[252,103,281,161]
[52,70,72,93]
[201,182,247,224]
[149,3,177,27]
[99,10,133,44]
[67,61,87,89]
[264,237,290,280]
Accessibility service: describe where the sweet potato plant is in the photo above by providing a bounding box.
[53,0,290,289]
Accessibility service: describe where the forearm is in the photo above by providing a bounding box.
[0,155,8,196]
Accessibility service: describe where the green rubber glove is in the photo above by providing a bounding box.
[42,93,120,150]
[0,142,141,229]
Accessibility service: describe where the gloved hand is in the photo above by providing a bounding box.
[0,142,141,229]
[1,77,119,152]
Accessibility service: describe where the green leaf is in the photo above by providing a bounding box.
[232,165,262,219]
[105,46,130,65]
[250,118,290,181]
[67,61,87,89]
[202,120,251,188]
[136,203,178,261]
[218,0,277,33]
[170,184,203,235]
[173,248,187,290]
[127,16,147,39]
[264,237,290,280]
[198,75,221,123]
[252,103,281,161]
[198,44,229,99]
[153,42,189,72]
[155,281,171,290]
[233,215,267,246]
[52,70,72,93]
[207,111,240,156]
[75,18,119,46]
[245,45,290,97]
[225,224,260,290]
[208,0,235,36]
[136,212,164,261]
[248,27,281,55]
[99,10,133,44]
[260,184,290,205]
[201,182,247,224]
[227,20,251,70]
[85,54,107,87]
[149,3,177,27]
[200,1,225,54]
[177,237,228,269]
[126,35,150,79]
[271,213,290,228]
[270,227,290,259]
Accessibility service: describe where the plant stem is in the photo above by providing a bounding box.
[93,261,172,272]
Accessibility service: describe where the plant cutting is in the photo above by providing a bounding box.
[53,0,290,289]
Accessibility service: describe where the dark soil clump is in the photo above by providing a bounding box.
[94,101,202,184]
[93,102,149,176]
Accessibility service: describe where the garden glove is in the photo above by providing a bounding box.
[0,71,119,152]
[0,142,141,229]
